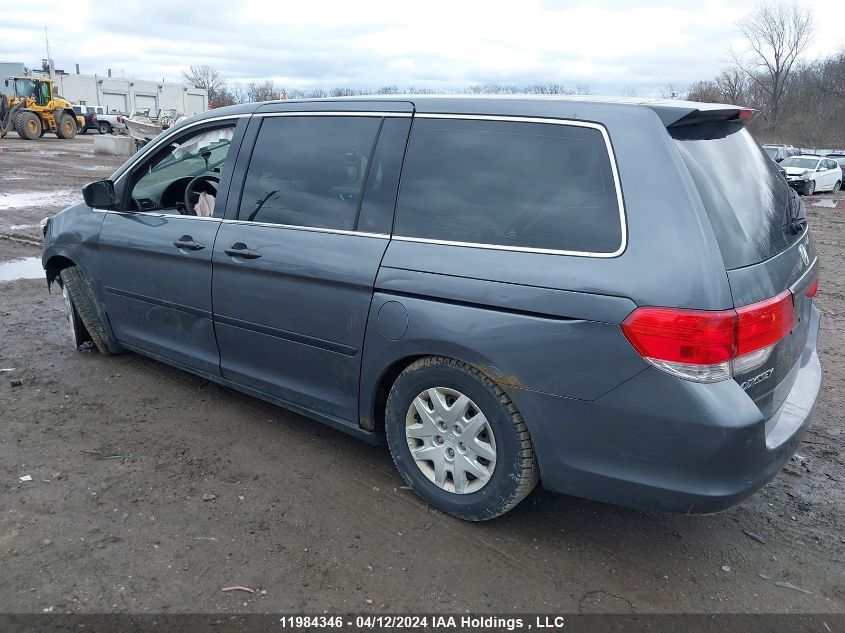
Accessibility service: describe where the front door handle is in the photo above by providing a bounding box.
[173,235,205,251]
[224,242,262,259]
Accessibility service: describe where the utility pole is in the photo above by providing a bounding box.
[44,27,53,76]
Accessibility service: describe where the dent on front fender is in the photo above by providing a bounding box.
[42,202,105,289]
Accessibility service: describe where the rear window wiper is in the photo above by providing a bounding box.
[787,189,806,235]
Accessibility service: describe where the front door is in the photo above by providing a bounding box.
[98,117,245,374]
[212,111,411,425]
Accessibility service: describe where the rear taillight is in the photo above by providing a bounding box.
[91,114,97,122]
[737,108,757,123]
[622,290,794,383]
[116,115,122,123]
[806,279,818,298]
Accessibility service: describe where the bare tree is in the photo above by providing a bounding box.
[658,84,681,99]
[731,1,813,129]
[182,65,235,109]
[819,50,845,95]
[715,68,749,104]
[686,80,722,103]
[246,80,281,102]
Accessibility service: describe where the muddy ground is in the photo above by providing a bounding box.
[0,134,843,615]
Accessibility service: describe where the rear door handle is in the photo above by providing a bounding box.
[224,242,262,259]
[173,235,205,251]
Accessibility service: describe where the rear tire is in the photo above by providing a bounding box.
[59,266,113,355]
[385,356,539,521]
[98,122,111,134]
[15,111,42,140]
[55,113,77,139]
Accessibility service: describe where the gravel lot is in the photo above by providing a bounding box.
[0,134,843,614]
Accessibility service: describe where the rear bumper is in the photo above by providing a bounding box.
[511,306,821,514]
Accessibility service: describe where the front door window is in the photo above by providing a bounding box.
[129,125,235,216]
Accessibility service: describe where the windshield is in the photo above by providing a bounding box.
[13,79,36,99]
[781,157,818,169]
[673,123,801,269]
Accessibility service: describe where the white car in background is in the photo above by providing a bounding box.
[781,155,842,195]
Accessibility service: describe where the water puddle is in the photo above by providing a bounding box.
[0,189,81,210]
[0,257,43,282]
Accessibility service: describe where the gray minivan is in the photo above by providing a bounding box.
[42,96,821,520]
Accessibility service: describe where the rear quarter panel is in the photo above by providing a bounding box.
[359,103,734,429]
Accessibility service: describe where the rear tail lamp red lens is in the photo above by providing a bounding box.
[806,279,818,298]
[737,108,757,123]
[621,290,793,383]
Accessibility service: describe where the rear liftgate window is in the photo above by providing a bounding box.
[672,123,799,269]
[394,118,623,254]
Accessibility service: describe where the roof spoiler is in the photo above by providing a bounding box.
[648,102,758,127]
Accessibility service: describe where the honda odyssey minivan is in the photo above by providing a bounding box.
[42,96,821,520]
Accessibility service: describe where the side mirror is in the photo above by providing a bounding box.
[82,180,116,209]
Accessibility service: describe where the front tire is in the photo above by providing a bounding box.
[804,179,815,196]
[385,357,539,520]
[59,266,113,355]
[833,180,841,194]
[15,111,42,140]
[62,284,90,349]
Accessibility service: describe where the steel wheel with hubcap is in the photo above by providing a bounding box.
[406,387,497,494]
[805,179,815,196]
[386,356,539,521]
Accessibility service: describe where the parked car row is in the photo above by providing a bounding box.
[41,96,821,520]
[781,155,842,195]
[71,105,126,135]
[761,144,843,196]
[762,144,800,163]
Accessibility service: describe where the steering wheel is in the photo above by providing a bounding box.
[183,175,220,215]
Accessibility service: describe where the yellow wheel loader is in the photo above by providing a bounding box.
[0,76,84,140]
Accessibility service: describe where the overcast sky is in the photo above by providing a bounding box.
[0,0,841,96]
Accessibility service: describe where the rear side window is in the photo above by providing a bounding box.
[673,124,799,269]
[239,116,382,230]
[394,118,623,254]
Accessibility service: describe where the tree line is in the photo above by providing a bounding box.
[686,1,844,148]
[181,65,593,108]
